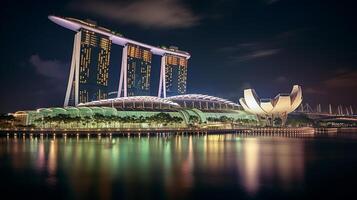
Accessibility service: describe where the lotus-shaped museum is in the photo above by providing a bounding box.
[239,85,302,125]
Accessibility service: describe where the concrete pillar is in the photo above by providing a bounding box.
[118,45,128,97]
[64,31,81,107]
[158,55,167,98]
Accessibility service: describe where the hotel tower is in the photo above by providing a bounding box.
[126,44,152,96]
[165,47,188,96]
[78,29,111,103]
[49,16,190,106]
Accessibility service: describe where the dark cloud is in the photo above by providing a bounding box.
[231,48,281,62]
[0,54,68,112]
[306,70,357,93]
[216,29,303,64]
[219,42,281,63]
[324,71,357,88]
[304,87,326,95]
[29,55,67,80]
[265,0,282,4]
[274,76,288,83]
[303,70,357,106]
[69,0,201,29]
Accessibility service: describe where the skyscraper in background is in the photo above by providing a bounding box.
[165,52,188,96]
[78,29,111,103]
[127,44,152,96]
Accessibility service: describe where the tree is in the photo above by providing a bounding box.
[286,114,315,127]
[0,114,17,128]
[189,115,200,124]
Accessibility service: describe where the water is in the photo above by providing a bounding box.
[1,133,357,200]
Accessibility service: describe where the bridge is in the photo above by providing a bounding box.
[294,103,357,122]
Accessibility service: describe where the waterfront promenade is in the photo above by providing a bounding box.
[0,127,319,136]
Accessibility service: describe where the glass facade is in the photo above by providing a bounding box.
[165,55,188,96]
[127,44,152,96]
[78,28,112,103]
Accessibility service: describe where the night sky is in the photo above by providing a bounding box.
[1,0,356,113]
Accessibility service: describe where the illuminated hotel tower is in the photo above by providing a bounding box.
[49,16,190,103]
[126,44,152,96]
[64,28,111,106]
[158,46,188,98]
[165,54,188,96]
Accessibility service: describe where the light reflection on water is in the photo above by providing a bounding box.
[1,133,357,199]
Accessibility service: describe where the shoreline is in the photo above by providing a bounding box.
[1,127,357,139]
[1,127,356,137]
[2,127,354,135]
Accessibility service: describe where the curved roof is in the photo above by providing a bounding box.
[239,98,255,113]
[37,108,52,113]
[166,94,239,107]
[51,107,67,112]
[16,107,120,117]
[289,85,303,112]
[243,89,266,115]
[102,107,117,116]
[89,107,104,113]
[240,85,303,116]
[77,107,94,116]
[49,16,190,58]
[270,96,291,113]
[65,107,80,115]
[79,96,180,107]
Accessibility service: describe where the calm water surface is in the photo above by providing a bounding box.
[1,133,357,200]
